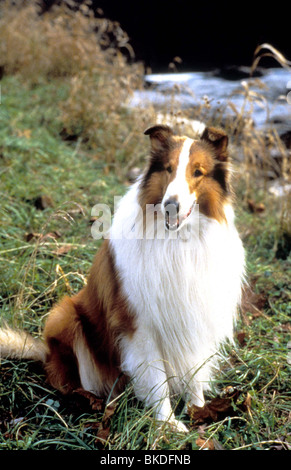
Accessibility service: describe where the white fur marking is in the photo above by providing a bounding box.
[162,138,196,221]
[110,178,245,426]
[108,131,246,430]
[73,334,105,395]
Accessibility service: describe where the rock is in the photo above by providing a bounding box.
[134,68,291,134]
[213,65,265,81]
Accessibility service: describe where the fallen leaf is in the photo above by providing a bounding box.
[188,397,233,424]
[196,437,216,450]
[247,199,265,213]
[102,403,118,427]
[34,195,54,210]
[188,387,251,425]
[95,402,118,446]
[236,330,247,346]
[72,388,104,411]
[241,284,267,322]
[52,244,74,256]
[96,425,110,443]
[196,437,224,450]
[61,390,116,448]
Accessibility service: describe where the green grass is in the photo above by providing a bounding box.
[0,76,290,451]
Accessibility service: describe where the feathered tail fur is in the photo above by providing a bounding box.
[0,326,47,363]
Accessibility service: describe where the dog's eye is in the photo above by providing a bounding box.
[194,169,203,177]
[166,165,172,174]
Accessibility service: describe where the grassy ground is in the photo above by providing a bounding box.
[0,74,290,451]
[0,1,290,451]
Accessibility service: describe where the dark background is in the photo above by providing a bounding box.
[45,0,291,73]
[92,1,290,72]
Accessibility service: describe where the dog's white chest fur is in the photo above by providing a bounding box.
[110,182,245,415]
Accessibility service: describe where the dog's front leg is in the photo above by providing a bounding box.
[120,332,188,433]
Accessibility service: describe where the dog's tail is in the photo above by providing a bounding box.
[0,325,47,363]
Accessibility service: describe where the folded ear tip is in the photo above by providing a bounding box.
[144,125,173,137]
[201,126,229,161]
[202,126,228,142]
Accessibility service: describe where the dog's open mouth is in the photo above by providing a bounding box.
[165,204,195,231]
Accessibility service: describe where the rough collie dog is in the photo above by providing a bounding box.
[0,125,245,432]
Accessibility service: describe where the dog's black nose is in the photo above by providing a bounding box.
[164,197,180,214]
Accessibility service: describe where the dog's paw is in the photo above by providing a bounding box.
[167,417,189,433]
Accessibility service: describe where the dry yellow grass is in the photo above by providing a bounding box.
[0,1,289,184]
[0,0,155,169]
[0,0,135,80]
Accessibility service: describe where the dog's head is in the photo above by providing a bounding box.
[141,124,231,230]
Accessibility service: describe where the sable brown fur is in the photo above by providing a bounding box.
[43,239,134,396]
[140,126,231,224]
[0,125,236,415]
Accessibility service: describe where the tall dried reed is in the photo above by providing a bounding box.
[0,0,134,80]
[0,0,154,169]
[0,2,289,186]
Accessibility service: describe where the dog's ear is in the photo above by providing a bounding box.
[201,126,228,161]
[144,125,174,151]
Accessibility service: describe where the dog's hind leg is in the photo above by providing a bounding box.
[44,293,122,398]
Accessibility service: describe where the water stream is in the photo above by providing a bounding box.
[131,67,291,136]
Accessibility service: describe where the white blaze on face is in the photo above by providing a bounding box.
[162,137,197,228]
